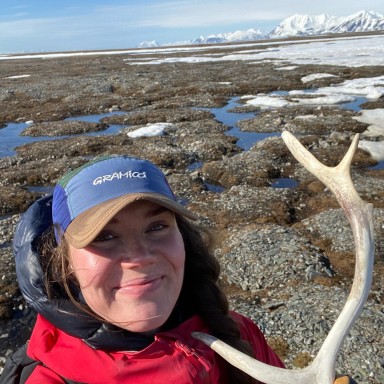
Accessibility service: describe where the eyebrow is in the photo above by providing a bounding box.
[107,205,172,224]
[146,206,171,218]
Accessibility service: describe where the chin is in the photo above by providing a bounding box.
[114,313,169,333]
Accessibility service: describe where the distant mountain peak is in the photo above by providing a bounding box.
[137,40,160,49]
[191,28,266,44]
[137,10,384,48]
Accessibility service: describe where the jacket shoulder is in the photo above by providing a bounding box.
[0,343,41,384]
[0,343,81,384]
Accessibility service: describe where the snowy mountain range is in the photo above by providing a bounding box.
[269,10,384,38]
[190,28,266,45]
[138,10,384,48]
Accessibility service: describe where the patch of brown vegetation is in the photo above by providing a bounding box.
[326,251,356,280]
[292,351,313,368]
[220,277,260,302]
[0,186,38,215]
[301,235,355,281]
[267,336,290,361]
[313,275,340,287]
[0,284,19,322]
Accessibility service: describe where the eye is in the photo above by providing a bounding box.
[147,222,168,233]
[92,231,116,243]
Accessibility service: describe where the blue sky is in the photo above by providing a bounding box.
[0,0,383,53]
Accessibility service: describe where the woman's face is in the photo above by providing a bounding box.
[68,200,185,333]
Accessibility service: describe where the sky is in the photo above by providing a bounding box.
[0,0,383,54]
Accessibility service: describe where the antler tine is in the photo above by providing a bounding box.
[281,132,361,211]
[193,132,375,384]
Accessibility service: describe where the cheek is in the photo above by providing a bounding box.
[169,234,186,279]
[69,248,107,288]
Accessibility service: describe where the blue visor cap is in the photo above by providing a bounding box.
[52,156,197,248]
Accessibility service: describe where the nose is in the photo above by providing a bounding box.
[119,237,156,267]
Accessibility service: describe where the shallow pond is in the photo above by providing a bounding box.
[0,111,126,158]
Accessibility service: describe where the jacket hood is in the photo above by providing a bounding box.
[13,195,183,351]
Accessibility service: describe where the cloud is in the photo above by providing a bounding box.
[0,12,28,19]
[12,4,31,10]
[98,0,286,28]
[77,1,283,31]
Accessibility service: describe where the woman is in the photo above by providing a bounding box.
[1,155,354,384]
[1,155,283,384]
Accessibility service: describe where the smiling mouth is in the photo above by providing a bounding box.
[114,276,164,295]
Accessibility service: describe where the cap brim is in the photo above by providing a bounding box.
[64,192,197,248]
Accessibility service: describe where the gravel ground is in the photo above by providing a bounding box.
[0,34,383,382]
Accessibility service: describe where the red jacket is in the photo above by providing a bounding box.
[26,312,284,384]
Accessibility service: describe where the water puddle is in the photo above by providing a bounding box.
[0,121,29,158]
[368,160,384,170]
[26,185,54,194]
[0,111,126,157]
[204,182,226,193]
[66,111,127,136]
[186,162,203,171]
[340,97,368,111]
[270,178,299,189]
[205,96,281,151]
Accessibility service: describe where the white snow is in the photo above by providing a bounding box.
[245,95,291,109]
[275,66,298,71]
[301,73,337,83]
[294,115,317,120]
[127,123,172,138]
[358,140,384,161]
[122,34,384,68]
[244,75,384,110]
[294,94,356,105]
[4,74,31,79]
[353,109,384,139]
[242,73,384,161]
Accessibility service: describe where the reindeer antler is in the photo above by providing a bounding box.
[193,131,375,384]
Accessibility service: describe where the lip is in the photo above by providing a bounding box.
[114,275,164,295]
